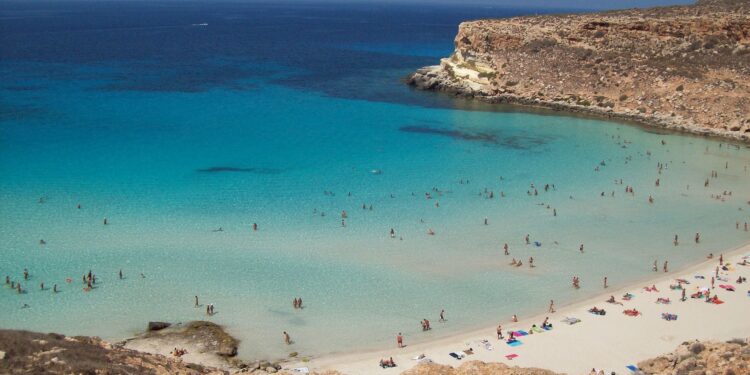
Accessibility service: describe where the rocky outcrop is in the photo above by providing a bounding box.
[407,0,750,142]
[401,361,559,375]
[638,338,750,375]
[124,321,240,370]
[0,329,225,374]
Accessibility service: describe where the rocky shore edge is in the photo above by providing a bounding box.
[1,327,747,375]
[407,66,749,143]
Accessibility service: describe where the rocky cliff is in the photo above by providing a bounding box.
[407,0,750,141]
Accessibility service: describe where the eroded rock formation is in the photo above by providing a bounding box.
[408,0,750,141]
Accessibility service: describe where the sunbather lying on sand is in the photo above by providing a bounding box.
[623,308,641,316]
[379,357,396,368]
[606,295,623,305]
[588,307,606,315]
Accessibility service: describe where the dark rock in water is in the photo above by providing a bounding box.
[147,321,171,331]
[196,166,282,174]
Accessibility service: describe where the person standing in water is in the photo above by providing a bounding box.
[439,309,445,322]
[695,233,700,243]
[663,261,669,273]
[504,243,509,255]
[195,296,199,307]
[603,277,608,288]
[119,269,123,280]
[283,331,291,345]
[397,333,404,348]
[548,300,555,313]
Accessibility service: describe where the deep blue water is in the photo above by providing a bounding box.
[2,0,750,361]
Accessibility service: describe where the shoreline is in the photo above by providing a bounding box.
[289,240,750,374]
[406,68,750,145]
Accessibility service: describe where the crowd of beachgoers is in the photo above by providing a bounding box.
[3,135,750,373]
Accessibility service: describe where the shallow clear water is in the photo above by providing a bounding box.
[1,1,749,361]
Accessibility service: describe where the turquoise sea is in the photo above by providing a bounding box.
[1,1,749,360]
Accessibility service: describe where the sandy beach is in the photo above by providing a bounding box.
[291,242,750,374]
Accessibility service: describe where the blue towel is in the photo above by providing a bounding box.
[626,365,638,372]
[507,340,523,347]
[543,326,552,331]
[517,330,529,336]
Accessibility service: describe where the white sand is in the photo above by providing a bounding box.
[289,243,750,374]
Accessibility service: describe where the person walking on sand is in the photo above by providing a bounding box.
[284,331,291,345]
[548,300,555,313]
[496,324,504,340]
[397,333,404,348]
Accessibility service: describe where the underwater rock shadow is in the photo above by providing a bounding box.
[196,166,283,174]
[399,124,552,150]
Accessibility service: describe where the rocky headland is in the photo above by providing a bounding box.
[407,0,750,141]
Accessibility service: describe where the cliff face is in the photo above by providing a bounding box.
[408,0,750,141]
